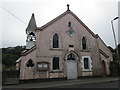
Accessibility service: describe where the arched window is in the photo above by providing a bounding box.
[67,53,76,60]
[53,33,59,48]
[26,59,34,67]
[82,37,87,50]
[27,32,36,41]
[68,21,71,27]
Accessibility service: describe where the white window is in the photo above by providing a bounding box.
[37,62,49,71]
[84,58,89,69]
[81,56,92,71]
[43,64,48,68]
[38,64,43,68]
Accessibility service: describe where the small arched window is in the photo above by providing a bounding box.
[53,33,59,48]
[68,21,71,27]
[82,36,87,50]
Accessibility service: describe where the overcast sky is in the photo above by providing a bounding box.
[0,0,119,48]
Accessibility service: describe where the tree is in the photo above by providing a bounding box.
[109,44,120,76]
[2,46,25,71]
[2,54,19,67]
[118,44,120,60]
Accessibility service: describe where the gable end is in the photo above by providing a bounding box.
[36,10,97,38]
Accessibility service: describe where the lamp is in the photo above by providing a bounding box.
[111,17,119,61]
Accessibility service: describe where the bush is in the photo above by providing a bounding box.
[2,46,25,71]
[109,61,120,76]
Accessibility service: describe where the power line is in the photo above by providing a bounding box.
[0,5,37,31]
[0,5,27,25]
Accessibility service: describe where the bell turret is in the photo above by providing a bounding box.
[26,13,37,49]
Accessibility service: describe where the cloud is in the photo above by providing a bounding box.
[1,0,119,48]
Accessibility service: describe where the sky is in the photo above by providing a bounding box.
[0,0,119,48]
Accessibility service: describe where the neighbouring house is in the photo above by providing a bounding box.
[16,5,113,80]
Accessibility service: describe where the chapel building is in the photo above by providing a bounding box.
[16,5,113,80]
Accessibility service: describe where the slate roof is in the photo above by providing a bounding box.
[15,57,21,63]
[26,13,37,32]
[21,46,36,56]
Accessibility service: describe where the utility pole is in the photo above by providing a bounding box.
[111,17,119,62]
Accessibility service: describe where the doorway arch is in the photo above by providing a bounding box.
[101,60,107,75]
[65,51,78,79]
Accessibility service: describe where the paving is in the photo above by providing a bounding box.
[2,77,119,89]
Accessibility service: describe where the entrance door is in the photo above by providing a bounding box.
[101,60,106,75]
[66,53,78,79]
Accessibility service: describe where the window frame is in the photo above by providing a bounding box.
[68,21,71,27]
[81,36,90,51]
[67,53,76,60]
[37,62,49,71]
[26,59,34,68]
[82,36,87,50]
[52,57,60,71]
[53,33,59,48]
[50,33,62,50]
[81,56,92,71]
[83,58,89,69]
[26,31,36,41]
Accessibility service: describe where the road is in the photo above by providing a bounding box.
[2,80,119,90]
[54,80,119,88]
[2,77,119,90]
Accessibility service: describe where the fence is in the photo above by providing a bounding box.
[2,70,19,85]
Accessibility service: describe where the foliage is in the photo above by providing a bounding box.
[2,46,25,57]
[2,54,19,67]
[109,44,120,76]
[2,46,25,71]
[108,44,120,61]
[109,61,120,76]
[118,44,120,60]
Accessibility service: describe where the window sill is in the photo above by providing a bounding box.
[82,69,93,72]
[37,69,48,71]
[49,70,62,73]
[49,48,62,51]
[81,49,90,52]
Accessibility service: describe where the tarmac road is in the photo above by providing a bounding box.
[54,80,119,88]
[2,77,119,90]
[2,81,119,90]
